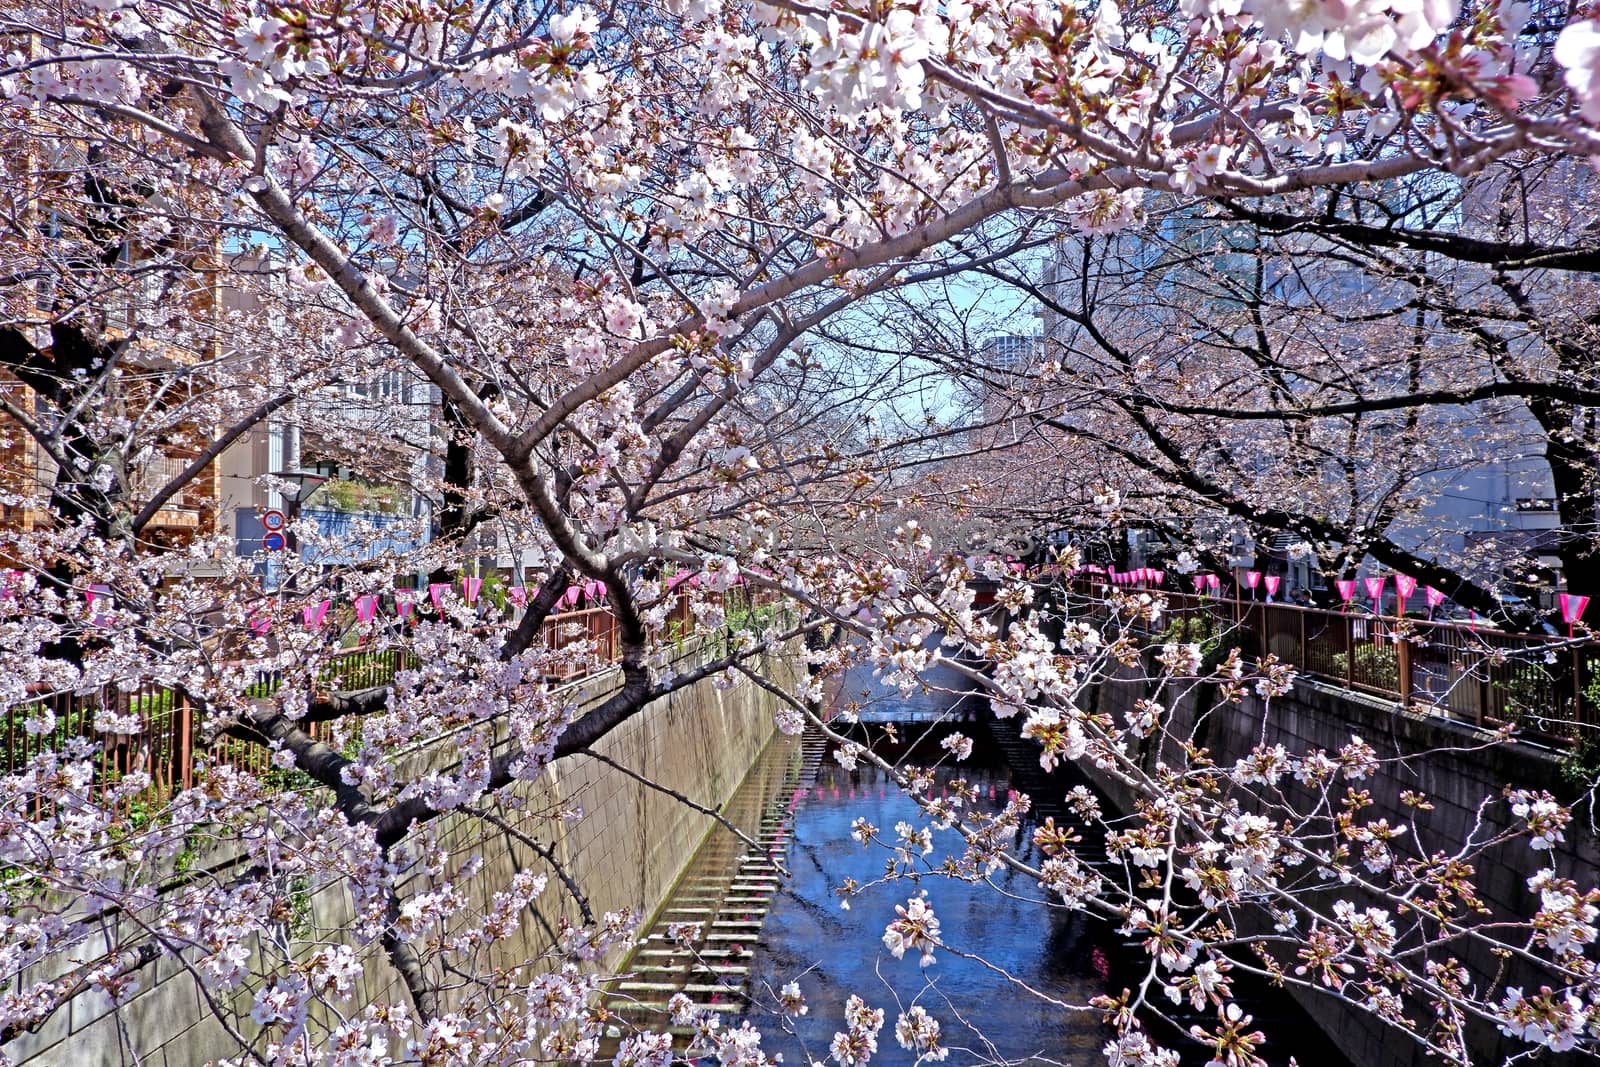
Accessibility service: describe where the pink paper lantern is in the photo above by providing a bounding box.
[1424,586,1446,609]
[1560,592,1589,623]
[1205,574,1220,591]
[1363,576,1386,603]
[428,582,451,613]
[355,595,379,623]
[85,584,114,626]
[461,576,482,605]
[1335,579,1357,603]
[1560,592,1590,636]
[562,585,582,607]
[302,600,330,630]
[508,586,528,608]
[1192,574,1206,593]
[1394,574,1416,614]
[1264,575,1281,598]
[1152,570,1165,585]
[249,614,271,636]
[396,595,416,619]
[1244,570,1261,589]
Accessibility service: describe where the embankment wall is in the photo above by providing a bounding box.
[9,639,800,1066]
[1084,665,1597,1067]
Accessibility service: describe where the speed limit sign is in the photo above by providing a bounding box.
[261,509,287,531]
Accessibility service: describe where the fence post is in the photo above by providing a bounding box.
[1477,653,1491,727]
[1396,634,1411,708]
[174,690,194,792]
[1299,609,1307,671]
[1345,617,1355,690]
[1575,647,1586,744]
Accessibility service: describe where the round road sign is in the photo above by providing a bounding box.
[262,531,287,552]
[261,509,287,531]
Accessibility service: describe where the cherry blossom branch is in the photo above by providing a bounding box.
[464,805,595,924]
[188,94,522,459]
[128,392,296,536]
[368,627,808,848]
[575,749,769,862]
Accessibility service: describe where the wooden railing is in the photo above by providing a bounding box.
[1064,579,1599,748]
[5,646,417,808]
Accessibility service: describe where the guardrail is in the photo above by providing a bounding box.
[3,584,770,813]
[1062,579,1599,748]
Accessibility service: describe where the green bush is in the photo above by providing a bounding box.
[1331,644,1400,688]
[1160,614,1228,674]
[127,688,176,718]
[477,571,508,611]
[319,478,406,514]
[1494,664,1555,718]
[726,601,779,634]
[1558,679,1600,792]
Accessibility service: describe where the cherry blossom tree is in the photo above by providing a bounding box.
[903,155,1600,627]
[3,1,1600,1065]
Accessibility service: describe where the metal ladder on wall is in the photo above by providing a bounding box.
[603,732,826,1046]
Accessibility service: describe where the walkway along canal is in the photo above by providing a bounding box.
[609,654,1350,1066]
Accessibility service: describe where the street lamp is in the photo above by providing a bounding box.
[270,468,329,511]
[269,468,328,527]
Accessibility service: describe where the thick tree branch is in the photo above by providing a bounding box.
[1224,201,1600,272]
[128,392,296,535]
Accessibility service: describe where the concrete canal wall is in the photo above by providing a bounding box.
[8,638,803,1067]
[1084,662,1598,1067]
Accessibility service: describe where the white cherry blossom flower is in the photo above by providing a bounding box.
[1556,18,1600,123]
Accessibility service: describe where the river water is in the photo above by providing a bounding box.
[742,735,1114,1065]
[620,653,1349,1066]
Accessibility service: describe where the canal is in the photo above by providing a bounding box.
[615,655,1350,1066]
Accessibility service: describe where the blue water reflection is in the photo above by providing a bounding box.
[744,749,1113,1065]
[734,646,1348,1067]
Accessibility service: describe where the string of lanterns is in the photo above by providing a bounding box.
[38,567,1594,638]
[250,575,615,633]
[1071,563,1592,634]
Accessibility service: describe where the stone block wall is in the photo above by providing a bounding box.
[7,639,801,1066]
